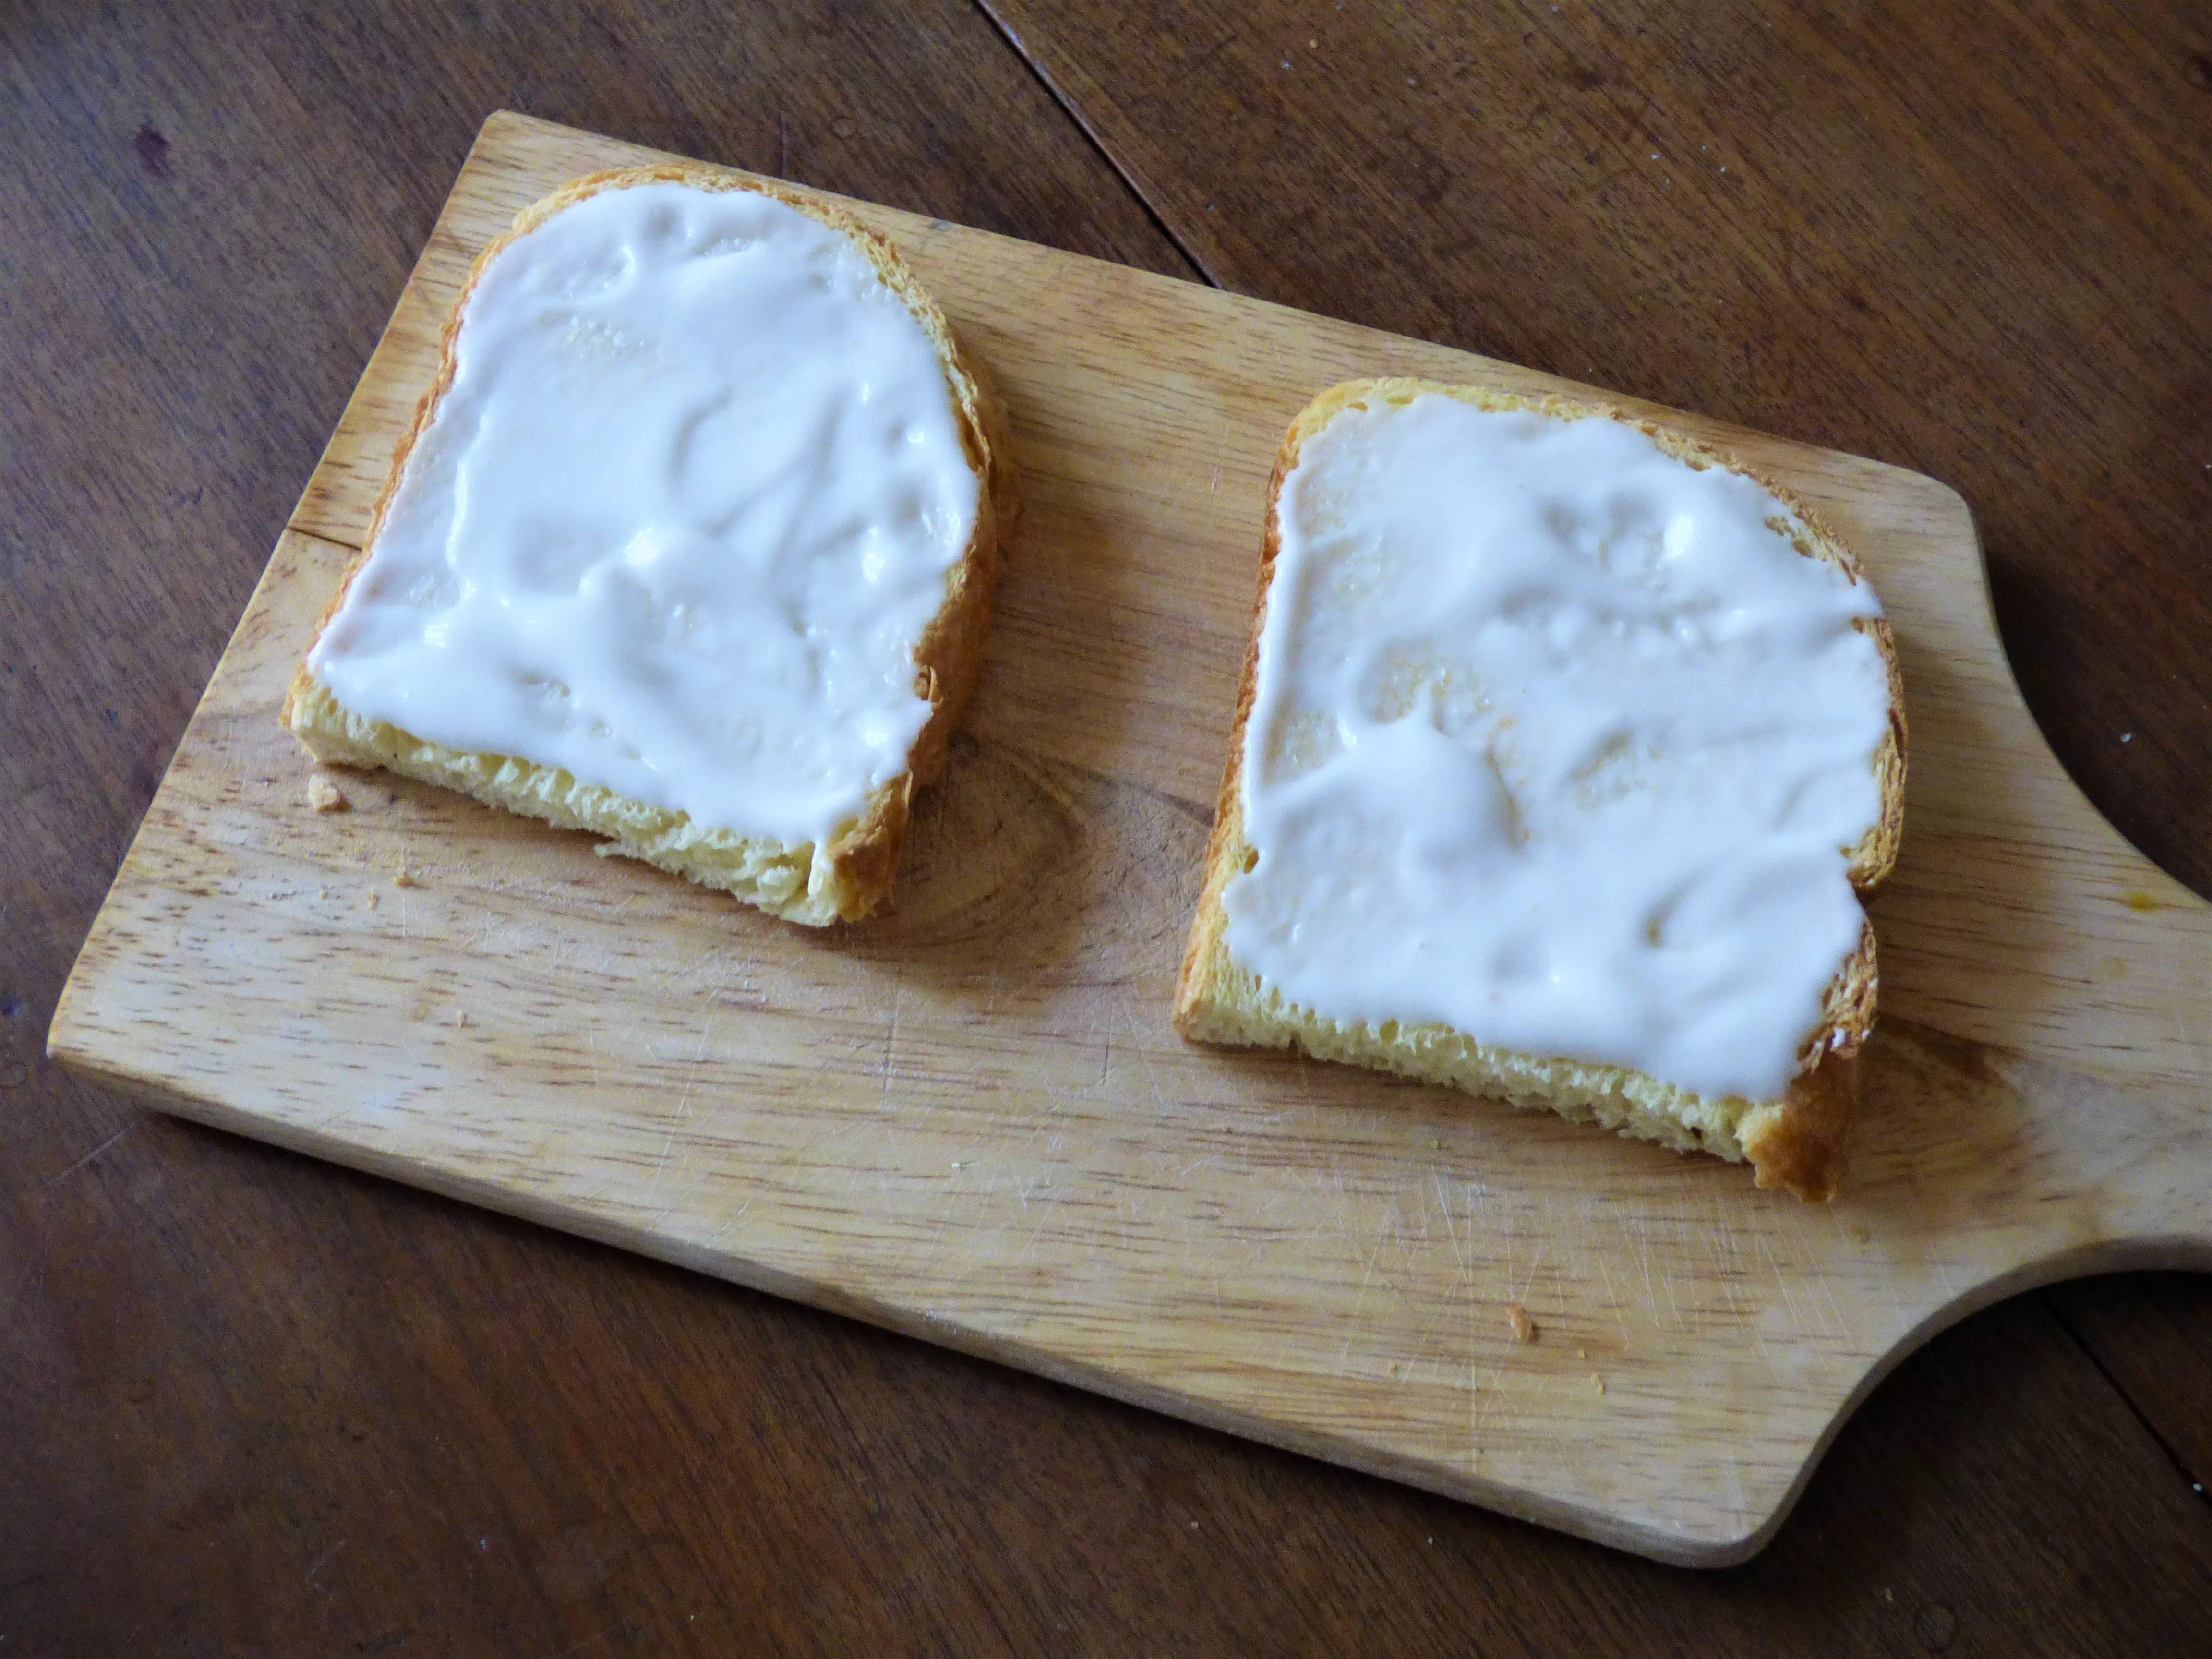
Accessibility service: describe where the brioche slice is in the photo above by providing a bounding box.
[1173,379,1905,1201]
[284,165,1014,925]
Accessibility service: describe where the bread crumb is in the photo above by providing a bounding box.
[1577,1347,1588,1359]
[1591,1372,1605,1393]
[1507,1304,1537,1344]
[364,891,380,910]
[393,869,417,888]
[307,774,349,813]
[454,1010,468,1028]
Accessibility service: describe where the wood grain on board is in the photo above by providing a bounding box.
[48,113,2212,1564]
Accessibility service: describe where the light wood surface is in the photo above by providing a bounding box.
[48,112,2212,1564]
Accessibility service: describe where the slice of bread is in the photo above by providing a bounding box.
[284,165,1015,925]
[1173,379,1905,1202]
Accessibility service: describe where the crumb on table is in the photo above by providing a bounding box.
[306,773,349,813]
[1507,1303,1537,1344]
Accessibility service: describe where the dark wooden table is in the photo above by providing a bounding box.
[6,2,2209,1650]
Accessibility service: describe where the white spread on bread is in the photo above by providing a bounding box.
[1222,393,1890,1103]
[306,180,979,847]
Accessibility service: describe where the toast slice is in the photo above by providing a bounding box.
[284,165,1015,925]
[1173,379,1905,1201]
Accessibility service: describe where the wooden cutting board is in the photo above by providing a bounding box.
[49,112,2212,1565]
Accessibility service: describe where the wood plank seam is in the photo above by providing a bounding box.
[2046,1298,2212,1503]
[966,0,1220,286]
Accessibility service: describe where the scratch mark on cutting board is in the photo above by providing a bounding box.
[1470,1356,1508,1446]
[1754,1228,1807,1335]
[1632,1220,1662,1322]
[1811,1256,1851,1345]
[1513,1236,1550,1305]
[1587,1218,1635,1346]
[1433,1172,1469,1283]
[879,968,905,1108]
[1656,1234,1687,1335]
[1112,999,1174,1114]
[1752,1330,1785,1385]
[647,1013,718,1207]
[313,1080,426,1136]
[1008,1178,1070,1268]
[585,1025,606,1100]
[1464,1171,1494,1464]
[1348,1219,1395,1323]
[1796,1207,1851,1342]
